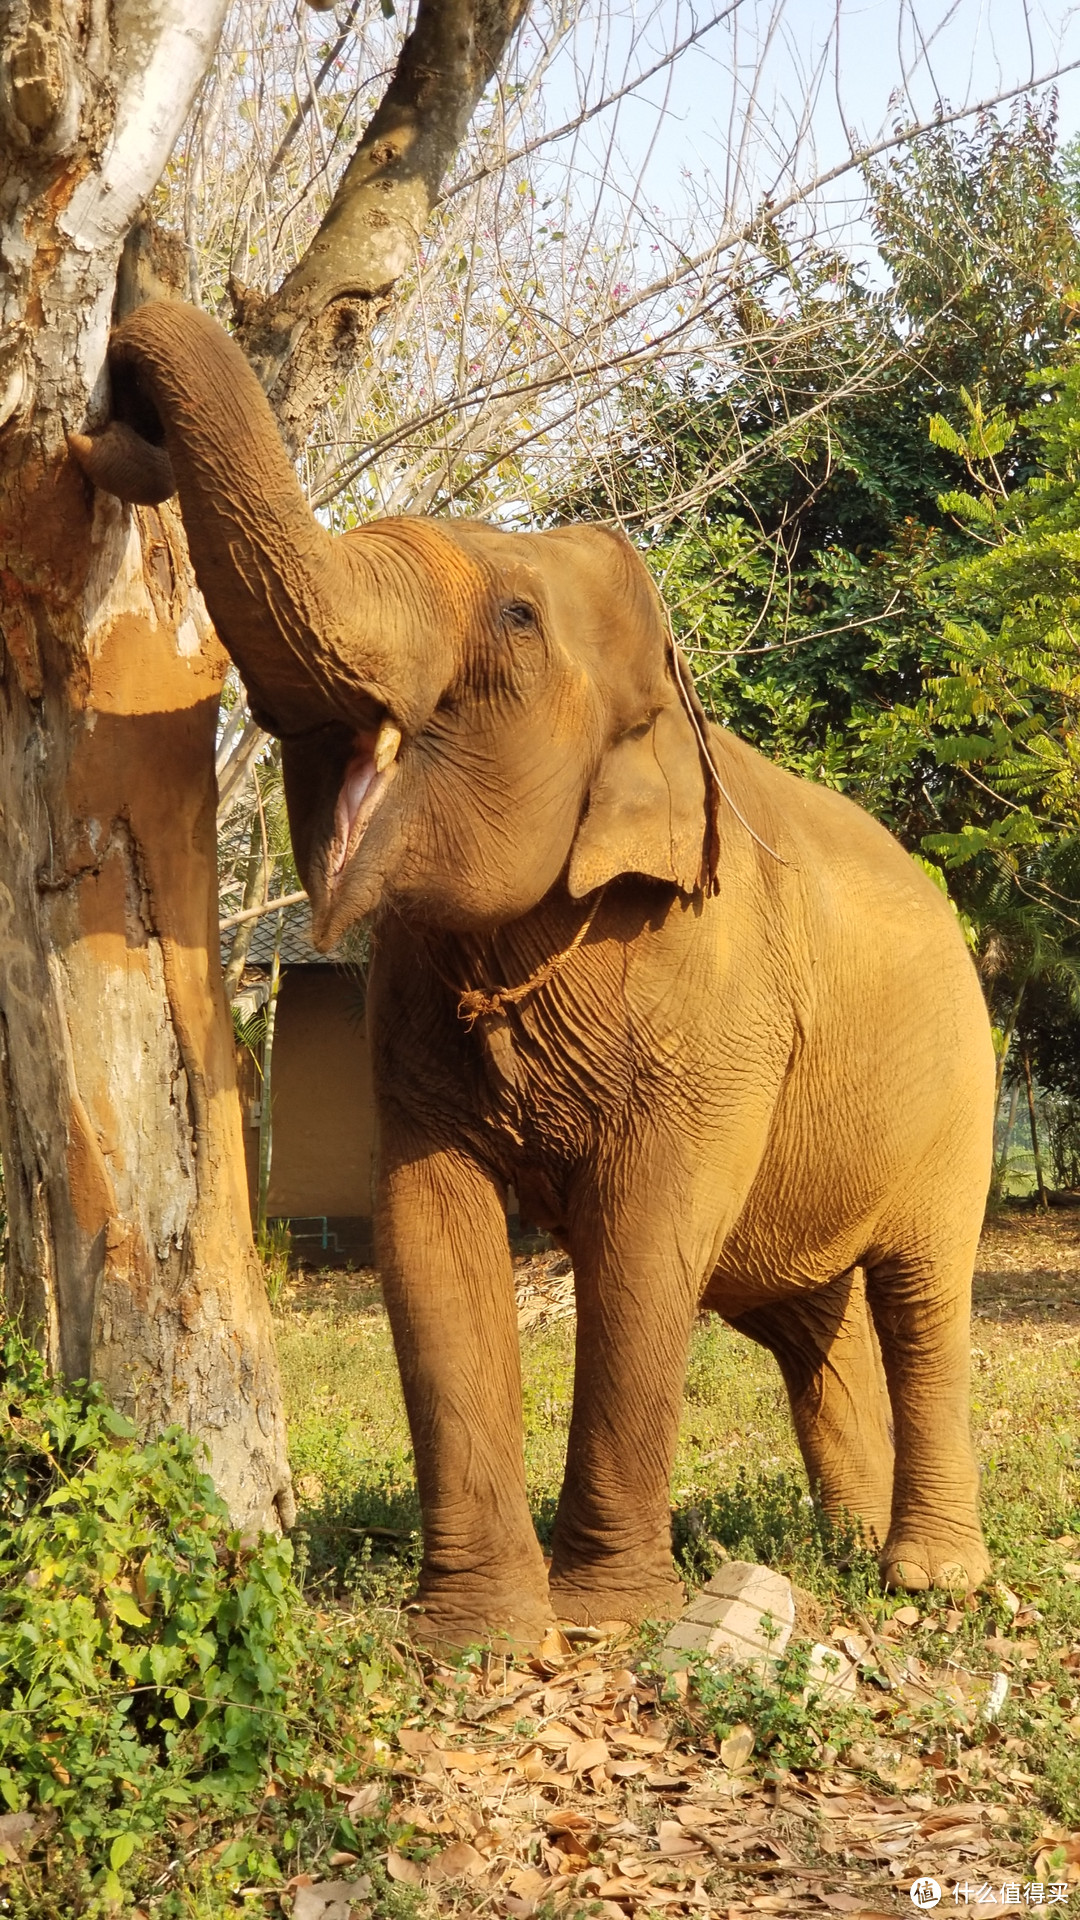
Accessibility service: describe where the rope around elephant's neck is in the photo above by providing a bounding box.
[662,609,789,868]
[455,887,607,1029]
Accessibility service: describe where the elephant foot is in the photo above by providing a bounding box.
[550,1571,685,1629]
[881,1526,990,1596]
[406,1586,555,1656]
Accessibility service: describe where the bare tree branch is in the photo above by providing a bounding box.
[442,3,744,204]
[235,0,531,444]
[269,0,365,179]
[217,717,270,820]
[220,889,308,933]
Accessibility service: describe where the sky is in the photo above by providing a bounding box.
[531,0,1080,265]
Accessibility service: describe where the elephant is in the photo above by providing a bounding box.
[70,302,995,1650]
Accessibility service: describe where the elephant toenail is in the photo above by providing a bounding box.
[888,1559,930,1590]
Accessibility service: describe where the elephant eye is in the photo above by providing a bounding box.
[502,599,536,628]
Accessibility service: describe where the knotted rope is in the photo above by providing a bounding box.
[455,887,606,1029]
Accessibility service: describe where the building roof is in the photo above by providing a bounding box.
[228,900,333,970]
[225,896,372,977]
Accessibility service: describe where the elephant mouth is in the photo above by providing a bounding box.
[329,714,402,882]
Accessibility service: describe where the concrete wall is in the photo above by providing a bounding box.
[239,966,376,1230]
[237,964,527,1264]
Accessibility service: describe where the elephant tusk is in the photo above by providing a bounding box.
[374,719,402,773]
[331,728,400,877]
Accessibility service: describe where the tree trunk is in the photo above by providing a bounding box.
[1022,1047,1048,1212]
[0,0,291,1529]
[993,981,1025,1119]
[0,442,293,1527]
[223,814,269,1006]
[256,940,282,1246]
[992,1075,1021,1201]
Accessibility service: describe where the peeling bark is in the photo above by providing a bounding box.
[0,468,293,1524]
[0,0,291,1530]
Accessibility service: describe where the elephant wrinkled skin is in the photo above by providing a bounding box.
[71,304,995,1648]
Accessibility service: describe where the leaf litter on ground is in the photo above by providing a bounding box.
[276,1610,1076,1918]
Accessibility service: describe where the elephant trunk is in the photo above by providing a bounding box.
[68,303,443,736]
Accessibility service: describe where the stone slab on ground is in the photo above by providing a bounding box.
[660,1560,795,1671]
[804,1640,858,1699]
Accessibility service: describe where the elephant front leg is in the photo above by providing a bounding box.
[378,1141,553,1650]
[548,1198,702,1627]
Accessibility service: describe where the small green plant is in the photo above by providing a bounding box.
[672,1467,879,1609]
[258,1215,292,1307]
[654,1638,866,1772]
[0,1318,402,1899]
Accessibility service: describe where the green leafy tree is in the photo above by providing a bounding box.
[555,101,1080,854]
[883,364,1080,1124]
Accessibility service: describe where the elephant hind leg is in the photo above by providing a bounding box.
[866,1240,989,1595]
[730,1268,894,1550]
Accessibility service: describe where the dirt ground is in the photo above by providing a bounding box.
[975,1208,1080,1316]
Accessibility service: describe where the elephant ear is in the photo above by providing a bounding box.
[568,685,720,898]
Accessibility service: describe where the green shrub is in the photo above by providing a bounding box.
[0,1319,397,1897]
[672,1466,879,1604]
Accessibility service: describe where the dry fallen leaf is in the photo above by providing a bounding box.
[720,1723,755,1771]
[508,1866,548,1898]
[565,1737,610,1773]
[395,1727,433,1758]
[551,1835,592,1867]
[597,1873,655,1898]
[344,1782,382,1819]
[0,1812,37,1865]
[1033,1827,1080,1883]
[675,1802,724,1828]
[0,1813,36,1848]
[655,1818,707,1857]
[877,1755,926,1791]
[919,1804,988,1833]
[424,1838,488,1883]
[536,1624,574,1659]
[535,1722,575,1750]
[293,1879,373,1920]
[547,1809,596,1839]
[611,1731,667,1755]
[385,1848,424,1886]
